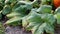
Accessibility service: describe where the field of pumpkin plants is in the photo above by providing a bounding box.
[0,0,60,34]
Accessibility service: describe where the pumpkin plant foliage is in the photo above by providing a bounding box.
[22,11,55,34]
[0,0,60,34]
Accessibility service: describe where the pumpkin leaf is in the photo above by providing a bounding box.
[2,5,11,15]
[37,5,52,14]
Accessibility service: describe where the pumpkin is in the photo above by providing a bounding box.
[53,0,60,8]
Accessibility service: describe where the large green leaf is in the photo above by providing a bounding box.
[22,11,55,34]
[2,5,11,15]
[37,5,52,14]
[12,4,32,15]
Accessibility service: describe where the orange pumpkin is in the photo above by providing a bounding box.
[53,0,60,8]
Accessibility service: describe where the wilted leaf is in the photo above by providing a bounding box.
[6,12,23,18]
[5,17,22,26]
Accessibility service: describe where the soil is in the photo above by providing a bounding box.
[5,26,32,34]
[55,24,60,34]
